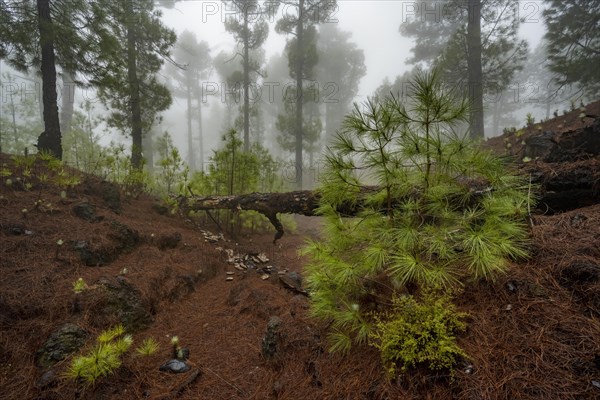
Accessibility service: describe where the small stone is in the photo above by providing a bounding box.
[279,272,307,295]
[464,365,474,374]
[226,271,235,275]
[256,253,269,263]
[262,316,282,358]
[261,274,270,280]
[504,304,513,311]
[592,380,600,389]
[36,370,57,389]
[234,263,246,271]
[226,276,234,281]
[506,281,517,293]
[159,359,190,373]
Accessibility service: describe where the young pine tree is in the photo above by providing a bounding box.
[304,69,533,359]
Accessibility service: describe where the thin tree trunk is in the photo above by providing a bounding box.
[36,0,62,159]
[295,0,305,190]
[186,78,195,170]
[467,0,484,139]
[126,1,143,169]
[196,83,204,169]
[9,90,18,152]
[142,129,154,173]
[60,70,75,136]
[243,9,250,151]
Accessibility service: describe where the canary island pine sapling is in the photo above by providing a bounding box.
[66,324,133,385]
[304,68,534,373]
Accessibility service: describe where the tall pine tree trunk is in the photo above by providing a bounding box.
[243,9,250,152]
[142,129,154,173]
[186,76,196,170]
[126,0,143,169]
[36,0,62,159]
[196,84,204,169]
[467,0,484,139]
[60,70,75,136]
[295,0,305,190]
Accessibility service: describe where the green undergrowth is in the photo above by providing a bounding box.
[304,68,535,376]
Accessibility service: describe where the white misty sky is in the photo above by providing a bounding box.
[160,0,547,101]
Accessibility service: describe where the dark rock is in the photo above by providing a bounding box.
[36,370,57,389]
[1,223,26,235]
[524,119,600,163]
[74,221,139,266]
[36,323,87,368]
[97,277,154,332]
[73,202,102,222]
[506,280,518,293]
[261,316,282,358]
[108,220,140,253]
[279,272,307,295]
[156,232,182,250]
[524,131,555,160]
[168,274,197,302]
[100,181,121,214]
[83,179,121,214]
[159,359,191,373]
[561,262,600,285]
[73,240,113,267]
[152,203,169,215]
[305,360,322,387]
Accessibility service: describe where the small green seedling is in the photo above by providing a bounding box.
[73,277,87,294]
[136,338,160,356]
[66,325,133,385]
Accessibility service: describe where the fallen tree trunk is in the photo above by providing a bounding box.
[180,158,599,242]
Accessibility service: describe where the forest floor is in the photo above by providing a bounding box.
[1,105,600,399]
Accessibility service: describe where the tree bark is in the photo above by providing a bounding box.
[186,76,195,170]
[36,0,62,159]
[60,70,75,136]
[181,158,599,242]
[243,7,251,152]
[467,0,484,139]
[126,0,143,170]
[196,82,204,169]
[295,0,305,190]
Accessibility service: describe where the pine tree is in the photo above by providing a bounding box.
[543,0,600,98]
[399,0,528,138]
[224,0,278,151]
[276,0,337,189]
[93,0,176,170]
[316,24,366,143]
[305,69,533,355]
[166,30,211,171]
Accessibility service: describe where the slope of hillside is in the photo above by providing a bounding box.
[1,122,599,400]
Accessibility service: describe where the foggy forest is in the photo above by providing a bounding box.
[0,1,599,399]
[1,0,597,190]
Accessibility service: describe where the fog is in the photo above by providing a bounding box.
[157,0,550,164]
[2,0,591,181]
